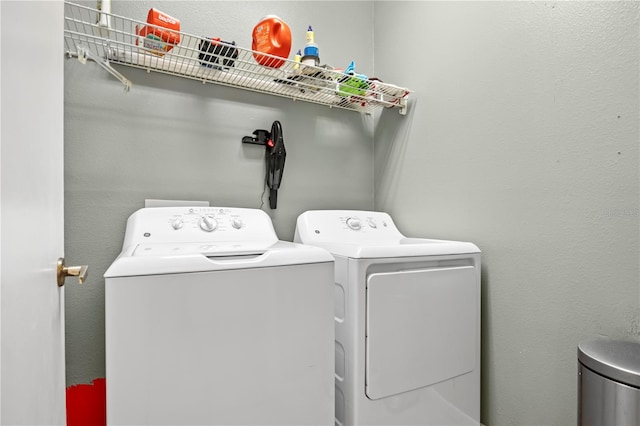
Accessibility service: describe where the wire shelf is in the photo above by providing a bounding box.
[64,2,411,115]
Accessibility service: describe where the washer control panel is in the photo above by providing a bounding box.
[296,210,404,244]
[122,207,278,248]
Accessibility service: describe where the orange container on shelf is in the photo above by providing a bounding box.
[136,8,181,56]
[252,15,291,69]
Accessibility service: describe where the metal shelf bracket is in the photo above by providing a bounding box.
[76,45,132,92]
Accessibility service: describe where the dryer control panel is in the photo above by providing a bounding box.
[295,210,404,243]
[121,207,279,249]
[294,210,479,259]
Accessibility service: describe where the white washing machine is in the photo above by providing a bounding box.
[104,207,335,426]
[294,210,481,426]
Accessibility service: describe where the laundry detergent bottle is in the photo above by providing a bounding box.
[252,15,292,69]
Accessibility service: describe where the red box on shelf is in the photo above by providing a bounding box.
[135,9,180,56]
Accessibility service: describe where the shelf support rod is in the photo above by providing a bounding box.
[76,45,132,92]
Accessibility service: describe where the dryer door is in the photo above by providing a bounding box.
[365,266,477,400]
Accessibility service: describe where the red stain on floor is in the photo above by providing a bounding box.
[66,378,106,426]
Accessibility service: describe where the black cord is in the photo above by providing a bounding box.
[259,164,268,210]
[271,120,283,145]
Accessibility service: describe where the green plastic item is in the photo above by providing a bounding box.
[337,61,369,97]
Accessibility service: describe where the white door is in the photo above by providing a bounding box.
[366,266,478,400]
[1,1,69,424]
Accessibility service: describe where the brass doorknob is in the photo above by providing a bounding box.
[57,258,88,287]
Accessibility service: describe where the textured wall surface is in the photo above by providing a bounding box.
[64,0,379,386]
[373,2,639,425]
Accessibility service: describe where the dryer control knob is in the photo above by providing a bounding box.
[231,218,243,229]
[171,218,184,230]
[346,218,361,230]
[368,218,377,228]
[199,215,218,232]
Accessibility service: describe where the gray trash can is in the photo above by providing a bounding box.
[578,337,640,425]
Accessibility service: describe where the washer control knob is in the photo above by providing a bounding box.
[171,218,184,230]
[199,215,218,232]
[368,218,377,228]
[346,218,361,230]
[231,218,243,229]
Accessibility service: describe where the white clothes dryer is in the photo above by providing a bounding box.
[104,207,334,426]
[295,210,481,426]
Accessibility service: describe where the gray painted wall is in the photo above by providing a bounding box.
[64,1,378,386]
[373,2,639,425]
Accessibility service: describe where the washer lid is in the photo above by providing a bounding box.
[578,337,640,388]
[131,241,272,257]
[104,241,333,278]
